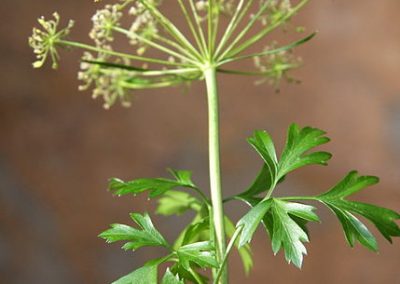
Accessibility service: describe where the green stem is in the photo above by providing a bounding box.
[58,40,190,67]
[214,0,254,58]
[213,226,243,284]
[138,0,202,60]
[217,0,272,61]
[189,0,209,58]
[218,32,317,66]
[280,196,318,201]
[189,267,204,284]
[177,0,207,57]
[225,0,310,59]
[204,67,227,284]
[191,186,211,205]
[113,27,199,65]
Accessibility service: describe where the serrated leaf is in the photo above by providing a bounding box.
[325,202,378,251]
[112,264,158,284]
[284,202,320,222]
[161,268,184,284]
[168,169,196,187]
[176,241,218,269]
[278,123,332,178]
[109,169,196,198]
[316,171,400,248]
[99,212,169,251]
[237,199,273,247]
[269,199,316,268]
[318,171,379,200]
[225,216,253,274]
[247,131,278,188]
[238,124,331,201]
[156,190,201,216]
[336,201,400,242]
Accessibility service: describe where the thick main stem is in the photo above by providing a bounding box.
[204,67,227,284]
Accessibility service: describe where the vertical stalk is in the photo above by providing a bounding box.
[204,67,227,284]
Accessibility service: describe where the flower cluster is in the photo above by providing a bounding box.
[195,0,236,17]
[28,12,74,69]
[258,0,293,26]
[78,52,132,109]
[127,1,161,55]
[89,4,123,47]
[253,42,301,89]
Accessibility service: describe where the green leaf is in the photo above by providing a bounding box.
[318,171,379,200]
[284,202,320,222]
[238,198,318,268]
[99,212,169,251]
[247,130,278,188]
[238,164,273,199]
[237,199,273,247]
[181,218,210,246]
[225,216,253,274]
[109,169,196,198]
[170,264,208,284]
[112,264,158,284]
[269,199,318,268]
[168,169,196,187]
[161,268,184,284]
[317,171,400,248]
[278,123,332,179]
[172,206,210,250]
[176,241,218,270]
[237,124,331,201]
[324,202,378,251]
[156,190,201,216]
[336,201,400,242]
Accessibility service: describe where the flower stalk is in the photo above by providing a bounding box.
[205,66,227,284]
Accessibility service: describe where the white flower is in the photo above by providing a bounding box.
[127,4,158,54]
[89,4,122,47]
[195,0,235,14]
[259,0,293,26]
[253,42,301,89]
[28,12,74,69]
[78,51,133,109]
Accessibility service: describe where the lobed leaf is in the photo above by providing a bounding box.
[278,123,332,179]
[176,241,219,270]
[318,171,379,200]
[268,199,318,268]
[99,212,169,251]
[237,199,273,247]
[324,202,378,251]
[161,268,184,284]
[237,197,319,268]
[109,169,196,198]
[317,171,400,249]
[247,131,278,188]
[112,264,158,284]
[240,124,331,201]
[336,201,400,242]
[156,190,201,216]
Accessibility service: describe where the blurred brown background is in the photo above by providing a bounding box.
[1,0,399,283]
